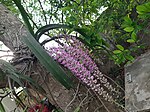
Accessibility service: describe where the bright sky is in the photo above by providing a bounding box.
[0,41,13,61]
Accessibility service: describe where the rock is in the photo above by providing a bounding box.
[125,51,150,112]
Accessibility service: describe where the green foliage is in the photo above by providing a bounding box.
[0,0,19,14]
[111,1,150,64]
[136,2,150,19]
[112,48,134,65]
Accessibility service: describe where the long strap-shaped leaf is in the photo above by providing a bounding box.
[0,59,45,93]
[13,0,34,36]
[35,24,92,47]
[0,102,5,112]
[22,32,73,89]
[35,24,70,40]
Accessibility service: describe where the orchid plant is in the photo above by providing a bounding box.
[46,35,121,104]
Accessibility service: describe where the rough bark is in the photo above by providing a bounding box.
[0,4,27,52]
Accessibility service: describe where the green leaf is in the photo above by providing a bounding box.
[137,5,148,12]
[125,55,134,61]
[74,107,80,112]
[0,59,45,93]
[136,2,150,13]
[69,15,77,21]
[13,0,34,36]
[124,27,134,32]
[131,32,137,41]
[0,59,24,88]
[136,2,150,16]
[61,6,71,12]
[116,45,124,51]
[127,39,135,43]
[113,50,121,54]
[35,24,70,40]
[22,32,73,89]
[0,102,5,112]
[123,16,132,25]
[18,73,46,93]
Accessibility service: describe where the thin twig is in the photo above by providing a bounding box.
[22,1,39,30]
[87,87,104,110]
[79,88,90,107]
[81,96,93,106]
[27,14,39,29]
[94,105,103,112]
[65,83,80,112]
[94,91,110,112]
[37,0,47,25]
[48,1,59,24]
[0,55,14,58]
[0,50,11,52]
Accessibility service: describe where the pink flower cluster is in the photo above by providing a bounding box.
[47,35,119,102]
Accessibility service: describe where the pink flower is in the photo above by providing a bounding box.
[46,35,119,103]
